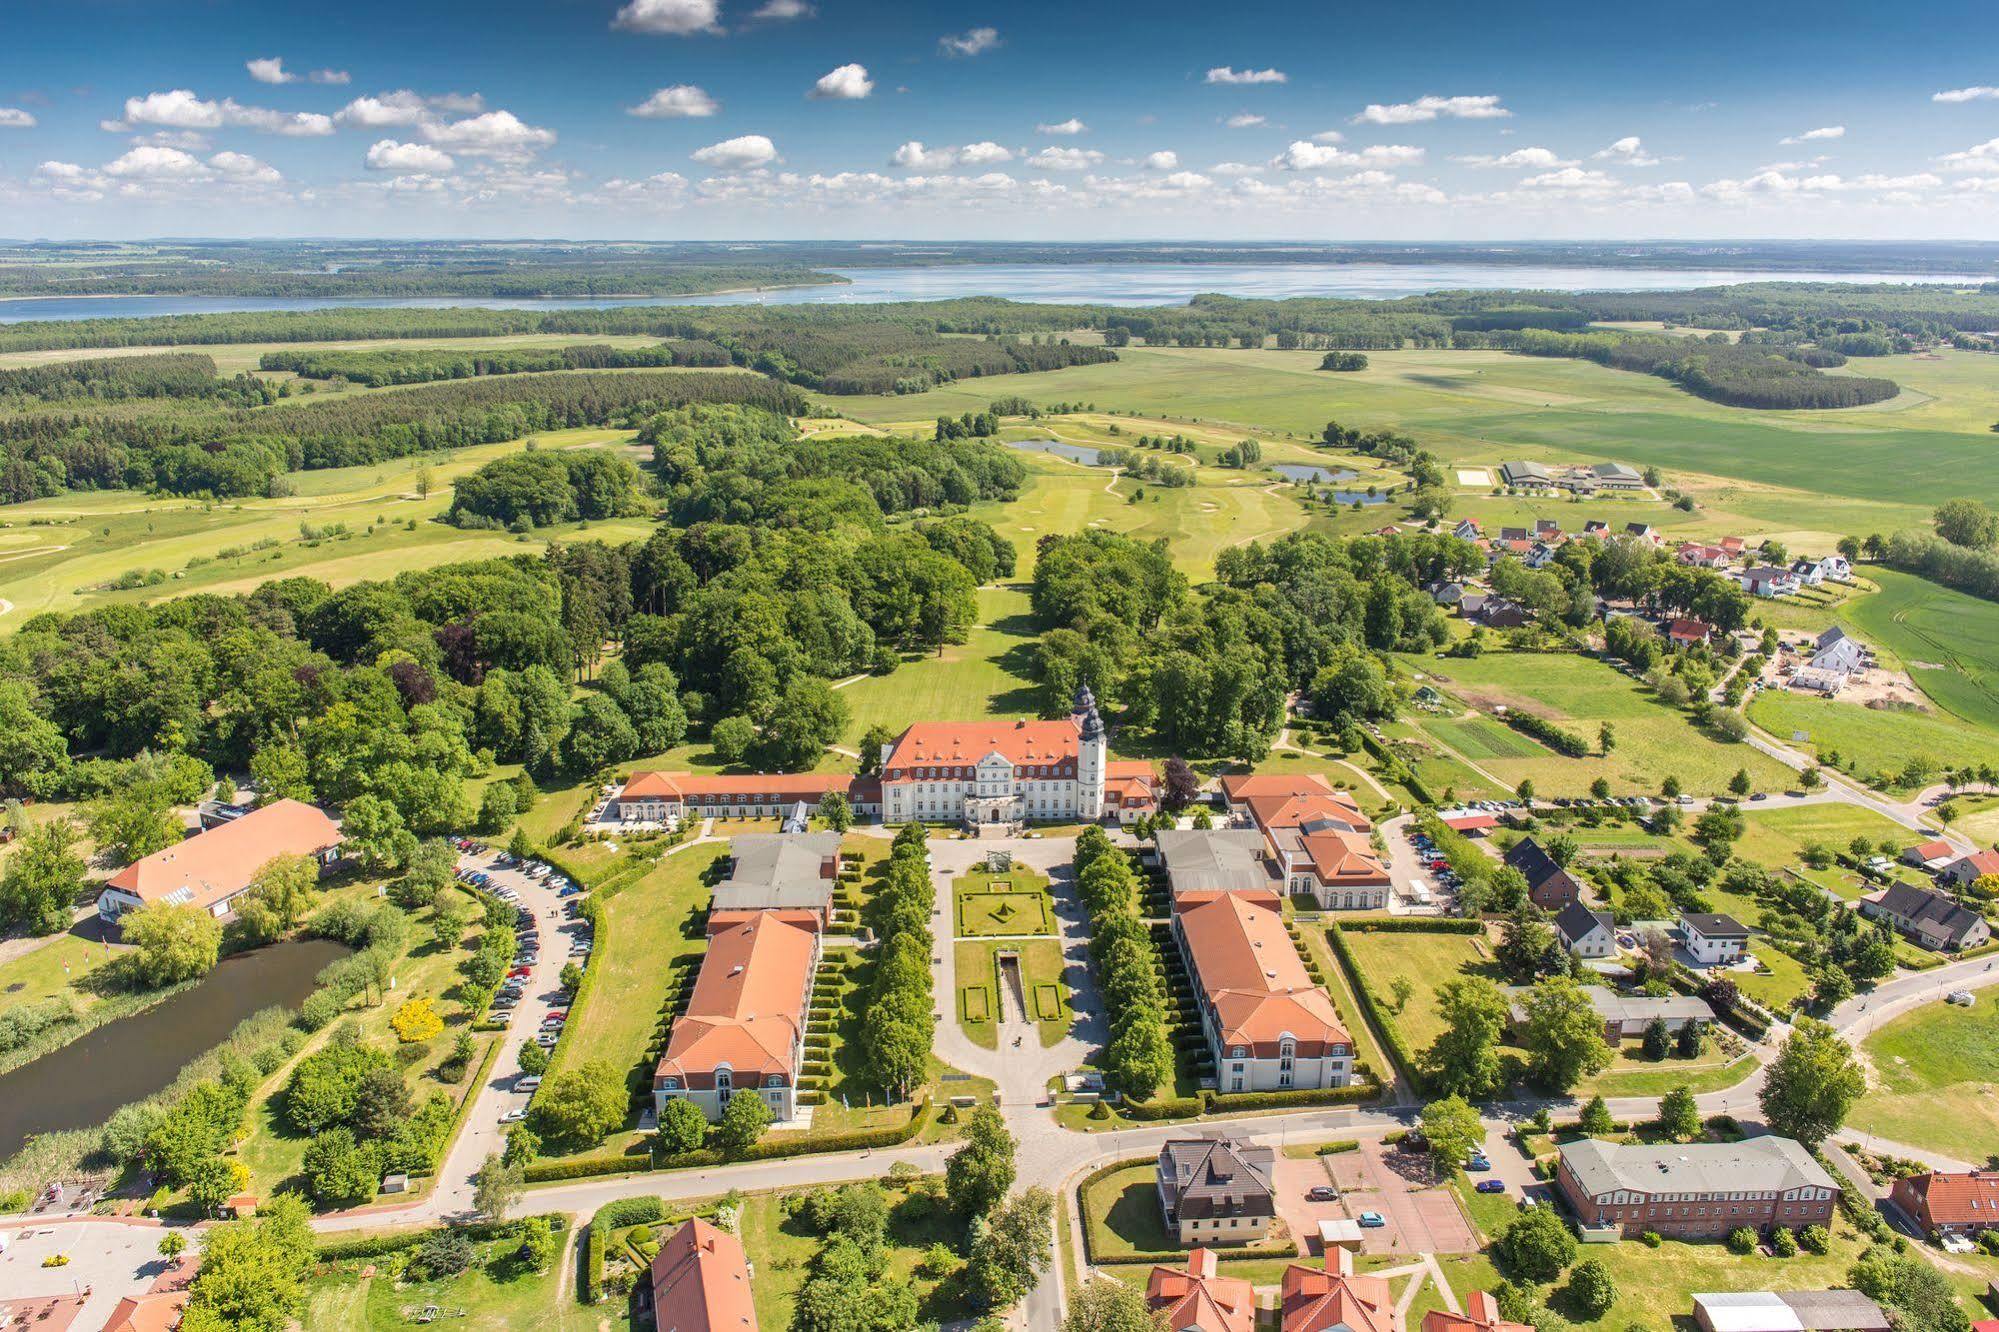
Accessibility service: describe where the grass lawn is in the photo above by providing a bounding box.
[953,863,1055,938]
[1082,1161,1291,1263]
[544,841,724,1096]
[1734,803,1924,870]
[0,928,130,1019]
[1338,928,1503,1053]
[837,584,1042,742]
[302,1218,598,1332]
[1404,652,1791,797]
[1852,993,1999,1163]
[954,938,1072,1048]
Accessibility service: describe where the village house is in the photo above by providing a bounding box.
[1809,628,1866,675]
[1509,987,1715,1044]
[1888,1170,1999,1238]
[649,1218,758,1332]
[1668,618,1713,647]
[1937,849,1999,892]
[1739,566,1801,598]
[1281,1248,1396,1332]
[1146,1246,1256,1332]
[1174,890,1355,1092]
[1680,912,1751,966]
[94,798,343,923]
[653,910,818,1123]
[1792,556,1852,586]
[1718,536,1747,558]
[1427,580,1467,607]
[1477,599,1532,630]
[613,770,881,825]
[1453,518,1482,541]
[1581,519,1611,538]
[1555,902,1617,959]
[1524,541,1561,570]
[1503,837,1585,912]
[104,1290,190,1332]
[1860,880,1993,951]
[1556,1137,1838,1240]
[709,832,841,933]
[1677,543,1733,570]
[1625,523,1662,544]
[1156,1136,1276,1247]
[1425,1291,1536,1332]
[1901,839,1958,872]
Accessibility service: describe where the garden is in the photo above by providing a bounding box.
[953,864,1057,938]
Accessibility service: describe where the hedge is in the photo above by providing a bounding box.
[315,1213,569,1262]
[525,1099,932,1183]
[1340,917,1483,935]
[1412,812,1497,890]
[1203,1083,1376,1114]
[1498,708,1590,757]
[1359,731,1436,806]
[1326,924,1431,1096]
[1120,1095,1205,1121]
[581,1197,717,1303]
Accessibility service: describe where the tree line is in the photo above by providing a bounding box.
[258,340,732,386]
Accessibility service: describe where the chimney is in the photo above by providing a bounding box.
[1330,1245,1353,1278]
[1188,1247,1217,1281]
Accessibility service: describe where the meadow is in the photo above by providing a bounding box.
[1851,995,1999,1164]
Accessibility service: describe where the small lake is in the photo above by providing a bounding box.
[1006,438,1102,465]
[1271,464,1359,485]
[0,261,1984,323]
[1329,491,1391,506]
[0,936,349,1160]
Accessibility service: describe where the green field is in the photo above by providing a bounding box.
[1852,994,1999,1163]
[1405,652,1792,796]
[1841,568,1999,734]
[1749,690,1995,783]
[837,585,1042,743]
[954,937,1071,1048]
[304,1218,597,1332]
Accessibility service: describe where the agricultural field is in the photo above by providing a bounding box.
[1851,993,1999,1164]
[1403,652,1793,797]
[1839,569,1999,735]
[1748,691,1994,785]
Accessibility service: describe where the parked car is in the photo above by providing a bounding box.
[500,1108,527,1124]
[1947,991,1975,1007]
[535,1032,559,1048]
[1357,1212,1386,1228]
[1306,1185,1339,1202]
[1476,1180,1507,1194]
[1466,1154,1490,1172]
[517,1075,542,1092]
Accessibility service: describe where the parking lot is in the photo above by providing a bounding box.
[1320,1139,1478,1256]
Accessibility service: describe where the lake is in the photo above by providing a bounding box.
[1271,463,1359,485]
[0,260,1982,323]
[0,936,349,1160]
[1006,438,1102,465]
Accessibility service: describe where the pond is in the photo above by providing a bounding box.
[0,936,350,1160]
[1271,464,1359,485]
[1005,438,1102,466]
[1329,491,1391,506]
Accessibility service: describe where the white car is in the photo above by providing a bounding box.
[517,1075,543,1091]
[1947,991,1975,1007]
[500,1108,527,1124]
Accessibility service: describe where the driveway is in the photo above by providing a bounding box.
[1272,1153,1348,1255]
[1334,1139,1477,1256]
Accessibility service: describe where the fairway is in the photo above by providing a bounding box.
[1405,652,1792,797]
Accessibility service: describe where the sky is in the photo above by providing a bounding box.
[3,0,1999,241]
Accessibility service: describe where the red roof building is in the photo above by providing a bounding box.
[96,798,342,922]
[654,911,818,1124]
[1146,1247,1255,1332]
[1890,1171,1999,1236]
[1174,891,1354,1094]
[650,1218,758,1332]
[1668,618,1713,646]
[617,771,881,823]
[1424,1290,1535,1332]
[1282,1250,1395,1332]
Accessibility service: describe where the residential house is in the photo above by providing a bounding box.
[1792,556,1853,586]
[1901,839,1958,871]
[649,1218,758,1332]
[1625,523,1662,544]
[1888,1171,1999,1238]
[1497,525,1532,544]
[1428,580,1468,607]
[1156,1137,1276,1247]
[1501,460,1553,488]
[1503,838,1585,912]
[1458,591,1490,620]
[653,911,818,1123]
[1156,829,1280,898]
[615,771,882,825]
[1453,518,1482,541]
[1524,541,1561,570]
[1939,850,1999,892]
[1509,986,1715,1043]
[1693,1291,1890,1332]
[1478,599,1532,630]
[1677,543,1733,570]
[1668,618,1713,646]
[1174,891,1355,1093]
[1739,566,1801,598]
[1556,1137,1838,1239]
[1555,902,1616,959]
[709,832,842,933]
[1809,628,1866,675]
[1791,666,1849,696]
[94,799,343,923]
[1425,1291,1536,1332]
[1581,519,1611,538]
[1146,1247,1256,1332]
[1860,880,1993,951]
[1535,518,1563,539]
[1789,559,1828,587]
[1282,1249,1396,1332]
[1680,913,1751,966]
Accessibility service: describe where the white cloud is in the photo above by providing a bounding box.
[421,110,556,159]
[1271,140,1423,170]
[1780,125,1844,144]
[613,0,721,35]
[1225,113,1267,129]
[1356,94,1508,124]
[365,139,455,173]
[1593,136,1659,166]
[246,57,296,85]
[1516,166,1617,190]
[939,26,1000,56]
[1938,138,1999,173]
[957,141,1013,165]
[810,64,873,100]
[334,90,481,129]
[1143,150,1180,170]
[104,145,209,179]
[1209,161,1263,177]
[752,0,814,18]
[1205,66,1287,85]
[310,69,351,86]
[119,89,333,136]
[1935,85,1999,103]
[1028,146,1104,171]
[629,84,718,118]
[1309,129,1345,144]
[131,130,209,150]
[0,107,36,129]
[207,150,282,183]
[692,133,779,168]
[892,140,955,169]
[1036,118,1086,136]
[1453,146,1575,169]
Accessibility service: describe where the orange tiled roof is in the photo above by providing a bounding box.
[1147,1249,1255,1332]
[649,1218,758,1332]
[1423,1291,1535,1332]
[1177,892,1348,1049]
[1282,1261,1395,1332]
[103,1291,189,1332]
[104,799,340,914]
[1220,773,1340,803]
[886,718,1084,768]
[1245,791,1371,836]
[1899,1171,1999,1227]
[658,912,815,1084]
[624,771,867,802]
[1295,828,1390,885]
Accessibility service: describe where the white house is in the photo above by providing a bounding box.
[1740,566,1801,598]
[1810,627,1866,675]
[1555,902,1617,959]
[1680,912,1751,966]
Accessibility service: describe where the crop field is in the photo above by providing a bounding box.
[1839,568,1999,735]
[1426,714,1547,761]
[1404,652,1792,796]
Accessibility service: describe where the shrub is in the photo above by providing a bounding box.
[1799,1224,1832,1255]
[1771,1226,1798,1257]
[1726,1226,1757,1255]
[1640,1231,1662,1248]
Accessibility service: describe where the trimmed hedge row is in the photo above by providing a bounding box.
[1359,731,1436,806]
[1498,708,1590,758]
[1326,924,1431,1096]
[1412,812,1498,890]
[1118,1082,1378,1123]
[525,1099,932,1183]
[1341,917,1483,935]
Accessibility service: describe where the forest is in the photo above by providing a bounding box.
[258,341,732,386]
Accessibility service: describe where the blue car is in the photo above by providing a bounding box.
[1476,1180,1507,1194]
[1357,1211,1386,1228]
[558,885,584,898]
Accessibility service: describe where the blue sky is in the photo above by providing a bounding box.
[3,0,1998,239]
